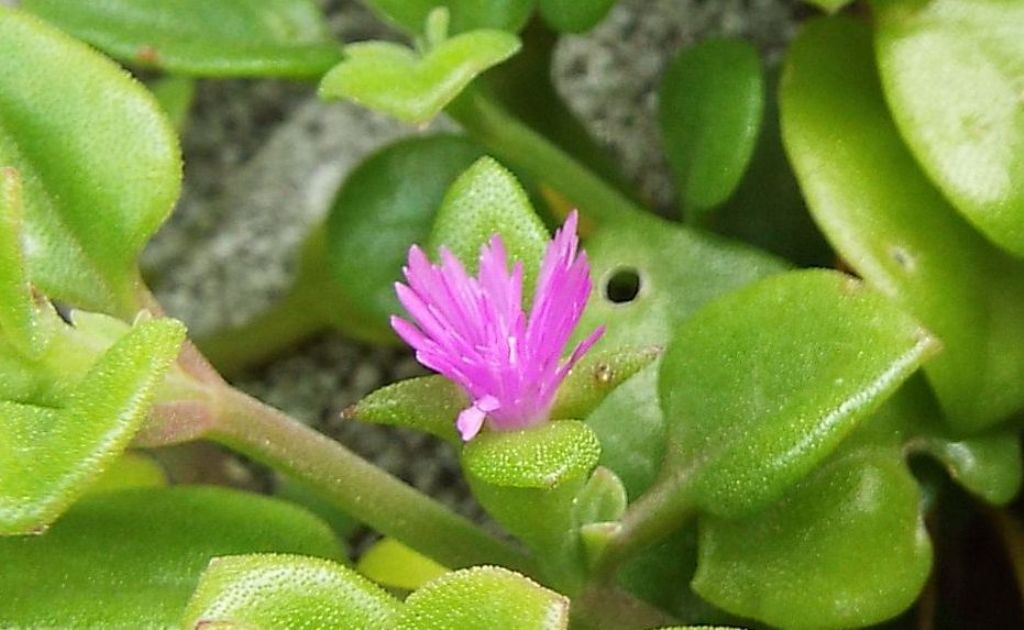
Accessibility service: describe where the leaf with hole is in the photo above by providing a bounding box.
[660,270,937,517]
[659,38,764,220]
[0,487,342,627]
[781,16,1024,433]
[21,0,341,78]
[319,31,520,124]
[183,554,401,630]
[873,0,1024,256]
[0,8,180,315]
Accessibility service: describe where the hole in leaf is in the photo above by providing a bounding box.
[605,268,641,304]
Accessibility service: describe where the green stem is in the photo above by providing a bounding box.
[205,385,535,574]
[447,90,651,227]
[573,584,680,630]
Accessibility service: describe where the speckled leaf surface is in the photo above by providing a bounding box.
[21,0,341,78]
[0,487,343,628]
[873,0,1024,256]
[183,554,401,630]
[660,270,937,517]
[0,8,180,315]
[550,345,659,421]
[0,168,40,357]
[781,17,1024,433]
[348,375,465,443]
[462,420,600,489]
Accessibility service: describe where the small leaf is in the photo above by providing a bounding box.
[0,167,41,357]
[913,428,1023,506]
[363,0,534,35]
[347,375,465,444]
[694,449,931,629]
[781,16,1024,433]
[659,39,764,219]
[21,0,341,78]
[83,452,167,496]
[395,566,570,630]
[358,538,448,591]
[462,421,600,489]
[0,487,343,627]
[538,0,617,33]
[429,156,549,293]
[660,270,937,517]
[319,31,520,124]
[873,0,1024,256]
[550,346,660,421]
[325,134,486,341]
[0,317,185,535]
[574,466,627,526]
[183,554,401,630]
[0,8,181,314]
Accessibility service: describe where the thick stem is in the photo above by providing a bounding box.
[206,385,535,574]
[447,90,651,227]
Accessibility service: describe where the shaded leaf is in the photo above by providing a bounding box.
[358,538,448,591]
[550,345,659,421]
[538,0,616,33]
[363,0,533,35]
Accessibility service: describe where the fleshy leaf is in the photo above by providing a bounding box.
[573,466,627,526]
[873,0,1024,256]
[325,134,485,341]
[659,38,764,219]
[781,16,1024,433]
[0,317,185,535]
[660,270,937,517]
[183,554,401,630]
[0,487,342,627]
[0,167,41,357]
[362,0,533,35]
[913,428,1023,506]
[428,156,549,293]
[550,346,659,421]
[346,375,465,444]
[319,31,520,124]
[149,75,196,133]
[395,566,570,630]
[462,421,600,489]
[21,0,341,78]
[694,448,931,629]
[358,538,448,591]
[804,0,854,11]
[0,8,181,315]
[537,0,617,33]
[83,452,167,496]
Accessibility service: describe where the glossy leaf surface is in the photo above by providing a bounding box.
[0,487,341,627]
[0,318,185,535]
[21,0,341,78]
[659,39,764,219]
[325,135,485,339]
[660,270,937,516]
[0,8,180,314]
[781,17,1024,433]
[319,31,519,124]
[874,0,1024,256]
[183,554,401,629]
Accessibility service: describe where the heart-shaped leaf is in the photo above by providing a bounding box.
[325,134,486,341]
[183,554,401,630]
[395,566,570,630]
[357,538,448,591]
[363,0,534,35]
[781,16,1024,433]
[0,486,342,627]
[659,39,764,220]
[21,0,341,78]
[0,8,181,315]
[319,31,520,124]
[538,0,617,33]
[873,0,1024,256]
[660,270,937,517]
[694,448,931,629]
[0,317,185,535]
[346,375,465,444]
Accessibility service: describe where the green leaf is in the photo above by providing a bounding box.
[573,466,627,526]
[183,554,401,630]
[659,39,764,219]
[149,75,196,133]
[549,345,660,421]
[395,566,570,630]
[913,428,1023,506]
[0,317,185,535]
[21,0,341,78]
[538,0,616,33]
[83,452,167,496]
[0,486,343,627]
[781,16,1024,433]
[429,156,549,293]
[660,270,938,517]
[873,0,1024,256]
[363,0,534,35]
[803,0,854,12]
[325,134,486,341]
[347,375,465,444]
[319,31,520,124]
[462,421,600,489]
[357,538,448,591]
[0,167,41,358]
[0,8,180,315]
[694,448,931,629]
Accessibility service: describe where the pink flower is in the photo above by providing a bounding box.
[391,211,604,441]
